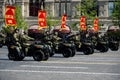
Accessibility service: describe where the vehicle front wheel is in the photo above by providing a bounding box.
[110,45,119,51]
[8,53,15,60]
[83,47,93,55]
[99,45,108,52]
[33,50,44,61]
[62,48,72,58]
[43,52,49,61]
[0,43,3,48]
[71,49,76,57]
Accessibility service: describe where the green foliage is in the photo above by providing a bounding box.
[71,22,79,30]
[2,26,15,34]
[75,0,98,24]
[46,16,60,29]
[111,0,120,27]
[76,0,97,17]
[15,5,28,30]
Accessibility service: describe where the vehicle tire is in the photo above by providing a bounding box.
[62,48,72,58]
[99,45,108,52]
[83,47,93,55]
[8,53,15,60]
[104,46,109,52]
[43,52,49,61]
[50,52,55,57]
[110,45,119,51]
[33,50,44,61]
[49,48,55,57]
[8,47,24,61]
[14,47,24,61]
[90,48,94,54]
[71,49,76,57]
[17,51,25,61]
[0,43,3,48]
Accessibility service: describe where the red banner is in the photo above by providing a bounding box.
[38,10,47,29]
[61,14,67,30]
[5,5,16,27]
[93,18,99,32]
[80,16,86,31]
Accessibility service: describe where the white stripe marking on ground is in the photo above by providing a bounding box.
[20,65,88,69]
[0,69,120,76]
[42,61,119,65]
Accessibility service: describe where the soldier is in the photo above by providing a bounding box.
[19,31,34,53]
[0,31,6,38]
[0,31,6,47]
[12,28,22,48]
[13,29,19,42]
[20,31,34,47]
[52,32,61,41]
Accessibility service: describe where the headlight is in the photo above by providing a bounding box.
[10,46,15,49]
[35,45,44,48]
[84,43,91,45]
[63,43,71,46]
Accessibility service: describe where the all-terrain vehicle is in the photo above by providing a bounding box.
[51,33,76,57]
[6,32,49,61]
[5,33,25,61]
[28,25,76,58]
[92,32,109,52]
[69,31,94,55]
[107,26,120,51]
[108,37,119,51]
[50,25,76,58]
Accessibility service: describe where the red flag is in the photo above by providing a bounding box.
[5,5,16,27]
[38,10,47,29]
[80,16,86,31]
[93,18,99,32]
[61,14,67,30]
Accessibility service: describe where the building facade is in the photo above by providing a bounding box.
[0,0,116,26]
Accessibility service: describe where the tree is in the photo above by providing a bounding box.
[15,5,28,30]
[75,0,98,24]
[111,0,120,27]
[46,15,60,32]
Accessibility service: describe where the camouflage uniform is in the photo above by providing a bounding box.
[13,29,21,48]
[20,32,34,47]
[0,31,6,46]
[52,32,61,41]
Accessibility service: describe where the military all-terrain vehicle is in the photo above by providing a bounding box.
[74,31,94,55]
[50,25,76,57]
[92,31,109,52]
[28,25,76,58]
[6,32,50,61]
[86,25,109,53]
[51,33,76,58]
[107,26,120,51]
[5,33,25,61]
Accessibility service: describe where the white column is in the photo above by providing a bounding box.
[2,1,5,18]
[52,3,54,17]
[104,1,108,17]
[21,2,24,17]
[26,2,29,17]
